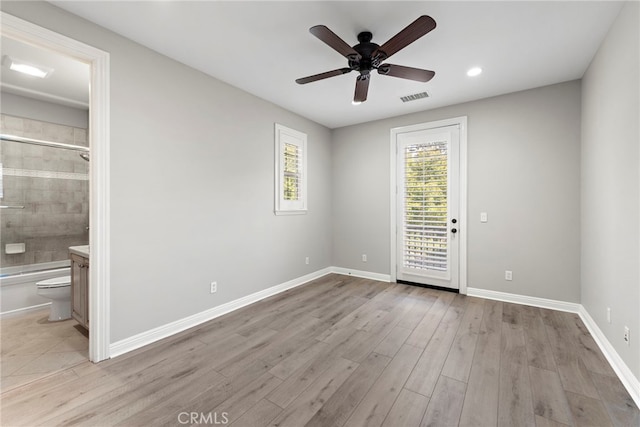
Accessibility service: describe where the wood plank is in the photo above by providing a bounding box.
[529,366,574,426]
[343,344,422,427]
[404,292,454,348]
[212,372,282,424]
[440,297,485,382]
[266,338,353,409]
[228,399,282,427]
[373,325,413,357]
[459,299,502,426]
[589,371,640,427]
[519,305,558,371]
[534,415,572,427]
[305,352,391,427]
[563,313,617,376]
[268,339,329,380]
[545,311,599,399]
[498,322,535,427]
[395,287,437,330]
[404,297,466,397]
[565,391,613,427]
[268,357,357,427]
[131,358,274,426]
[420,375,466,427]
[381,388,429,427]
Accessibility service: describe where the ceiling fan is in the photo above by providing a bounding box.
[295,15,437,104]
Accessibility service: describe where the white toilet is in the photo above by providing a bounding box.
[36,276,72,321]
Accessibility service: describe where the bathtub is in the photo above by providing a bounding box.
[0,261,71,316]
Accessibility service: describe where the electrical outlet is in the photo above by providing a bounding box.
[624,326,630,345]
[210,281,217,294]
[505,270,513,281]
[607,307,611,323]
[305,256,310,265]
[362,254,367,262]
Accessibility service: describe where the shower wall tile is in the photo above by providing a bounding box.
[1,115,24,133]
[73,128,87,147]
[1,114,89,269]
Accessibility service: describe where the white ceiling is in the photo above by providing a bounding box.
[1,36,90,109]
[47,1,623,128]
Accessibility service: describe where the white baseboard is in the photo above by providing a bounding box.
[0,302,50,319]
[466,287,581,313]
[109,267,332,358]
[467,287,639,408]
[330,267,391,282]
[578,306,640,408]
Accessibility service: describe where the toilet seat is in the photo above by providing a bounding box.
[36,276,71,289]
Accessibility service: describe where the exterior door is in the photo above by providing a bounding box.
[396,125,460,289]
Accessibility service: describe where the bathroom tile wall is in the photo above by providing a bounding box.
[1,114,89,269]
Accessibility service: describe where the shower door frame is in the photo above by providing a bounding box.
[1,12,111,362]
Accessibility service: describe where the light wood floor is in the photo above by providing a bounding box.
[1,274,638,426]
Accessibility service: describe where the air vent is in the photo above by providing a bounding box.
[400,91,429,103]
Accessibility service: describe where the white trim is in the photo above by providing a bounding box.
[390,116,468,294]
[274,123,308,214]
[1,302,51,319]
[1,12,111,363]
[578,306,640,409]
[467,286,639,408]
[330,267,391,282]
[109,267,332,358]
[466,287,581,313]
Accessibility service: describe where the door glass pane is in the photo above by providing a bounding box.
[403,140,448,272]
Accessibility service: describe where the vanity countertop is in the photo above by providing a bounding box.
[69,245,89,258]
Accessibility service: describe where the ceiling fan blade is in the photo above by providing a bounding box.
[374,15,436,60]
[309,25,362,61]
[296,68,352,84]
[354,75,370,103]
[377,64,435,82]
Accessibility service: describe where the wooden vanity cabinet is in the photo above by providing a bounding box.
[70,253,89,330]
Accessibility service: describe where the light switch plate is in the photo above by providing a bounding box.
[480,212,488,223]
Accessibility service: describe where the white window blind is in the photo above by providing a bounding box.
[275,124,307,214]
[283,143,301,201]
[403,140,448,271]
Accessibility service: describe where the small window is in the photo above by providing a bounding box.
[275,123,307,214]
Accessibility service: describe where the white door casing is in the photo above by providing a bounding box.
[390,117,467,293]
[1,12,112,361]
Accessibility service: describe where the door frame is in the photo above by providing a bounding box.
[2,12,111,361]
[390,116,468,294]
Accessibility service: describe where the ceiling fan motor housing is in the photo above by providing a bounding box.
[349,31,385,75]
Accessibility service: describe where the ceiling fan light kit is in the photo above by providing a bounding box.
[296,15,437,104]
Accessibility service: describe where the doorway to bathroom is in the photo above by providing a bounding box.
[1,12,111,378]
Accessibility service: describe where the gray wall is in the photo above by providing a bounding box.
[0,92,88,129]
[581,2,639,379]
[332,81,582,303]
[1,2,333,342]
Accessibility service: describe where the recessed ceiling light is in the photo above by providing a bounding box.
[467,67,482,77]
[3,56,53,78]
